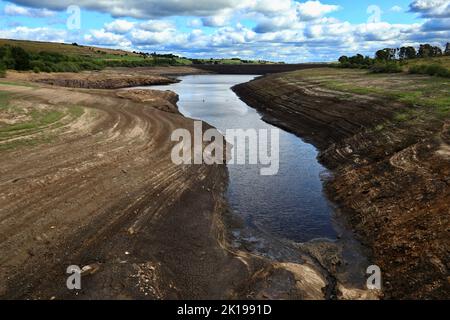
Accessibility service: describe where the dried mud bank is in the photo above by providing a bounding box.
[0,68,369,300]
[34,75,178,89]
[233,72,450,299]
[6,66,208,89]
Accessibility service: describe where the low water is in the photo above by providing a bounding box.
[148,75,336,243]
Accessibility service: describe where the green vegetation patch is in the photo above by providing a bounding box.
[0,40,274,75]
[0,90,10,109]
[291,68,450,117]
[0,80,37,88]
[0,109,64,138]
[0,101,86,151]
[409,63,450,78]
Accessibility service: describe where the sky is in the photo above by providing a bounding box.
[0,0,449,62]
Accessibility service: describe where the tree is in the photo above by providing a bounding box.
[399,46,416,60]
[417,44,442,58]
[445,43,450,56]
[11,46,30,70]
[338,55,349,64]
[0,45,7,60]
[349,54,365,65]
[432,46,442,56]
[375,48,396,61]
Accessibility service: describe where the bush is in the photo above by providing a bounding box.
[30,60,54,72]
[11,46,31,70]
[409,64,450,78]
[370,62,403,74]
[53,62,81,73]
[33,66,40,73]
[0,61,6,78]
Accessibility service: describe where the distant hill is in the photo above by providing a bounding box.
[0,38,140,58]
[0,38,279,67]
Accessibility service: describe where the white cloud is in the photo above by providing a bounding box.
[4,3,56,17]
[104,19,135,34]
[0,26,66,42]
[129,29,188,47]
[252,0,339,33]
[390,5,403,13]
[252,0,293,17]
[84,29,131,47]
[139,20,175,32]
[201,14,230,27]
[296,0,340,21]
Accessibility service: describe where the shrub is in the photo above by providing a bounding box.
[30,60,53,72]
[11,46,31,70]
[33,66,40,73]
[409,64,450,78]
[53,62,81,73]
[0,61,6,78]
[370,62,402,73]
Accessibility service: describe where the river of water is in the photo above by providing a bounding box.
[148,75,337,243]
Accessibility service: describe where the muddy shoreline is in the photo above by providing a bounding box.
[232,71,450,299]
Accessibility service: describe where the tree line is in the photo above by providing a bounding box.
[337,42,450,77]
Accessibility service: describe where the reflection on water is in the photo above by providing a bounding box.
[148,75,336,243]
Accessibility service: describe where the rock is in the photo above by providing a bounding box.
[81,263,101,276]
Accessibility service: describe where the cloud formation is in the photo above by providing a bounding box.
[9,0,249,19]
[4,3,56,17]
[2,1,450,62]
[409,0,450,18]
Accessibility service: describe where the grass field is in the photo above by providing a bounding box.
[287,67,450,119]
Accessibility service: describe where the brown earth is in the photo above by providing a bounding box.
[7,66,209,89]
[0,82,246,299]
[233,70,450,299]
[0,67,376,300]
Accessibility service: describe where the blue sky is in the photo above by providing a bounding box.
[0,0,449,62]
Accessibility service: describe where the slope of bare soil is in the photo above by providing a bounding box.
[0,83,248,299]
[233,69,450,299]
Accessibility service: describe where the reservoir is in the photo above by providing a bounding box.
[148,75,336,243]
